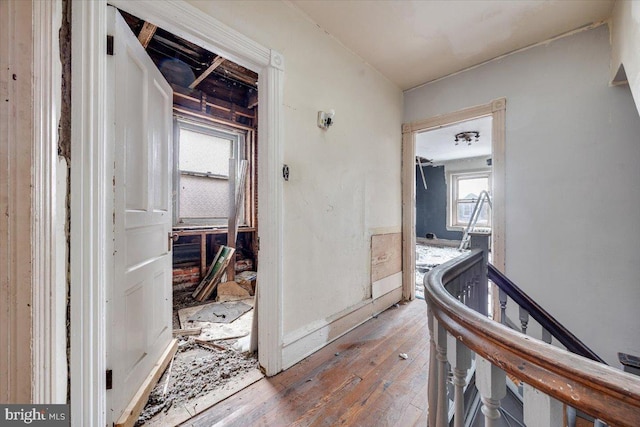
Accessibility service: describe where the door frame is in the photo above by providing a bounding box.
[401,98,506,300]
[70,1,285,425]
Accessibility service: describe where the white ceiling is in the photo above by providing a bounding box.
[290,0,614,90]
[416,116,492,163]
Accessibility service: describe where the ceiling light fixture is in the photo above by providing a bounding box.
[454,131,480,146]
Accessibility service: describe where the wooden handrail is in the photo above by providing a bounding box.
[487,263,606,364]
[425,250,640,426]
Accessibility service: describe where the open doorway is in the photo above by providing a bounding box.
[115,9,262,425]
[401,99,506,302]
[70,2,284,425]
[414,116,493,299]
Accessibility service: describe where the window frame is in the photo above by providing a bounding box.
[173,118,247,227]
[447,169,492,231]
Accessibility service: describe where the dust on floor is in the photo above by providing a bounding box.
[136,337,259,425]
[415,244,467,299]
[139,289,261,426]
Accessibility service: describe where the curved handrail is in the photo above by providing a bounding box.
[488,263,606,364]
[425,250,640,426]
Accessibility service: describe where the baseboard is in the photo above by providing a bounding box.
[372,272,402,300]
[416,237,461,248]
[281,287,402,370]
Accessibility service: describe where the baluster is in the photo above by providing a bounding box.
[447,333,472,427]
[519,306,529,335]
[523,383,562,427]
[499,288,507,325]
[434,317,449,427]
[462,270,471,307]
[476,356,506,427]
[567,406,577,427]
[542,327,552,344]
[594,419,607,427]
[427,311,438,427]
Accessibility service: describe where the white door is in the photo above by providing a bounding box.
[106,6,173,423]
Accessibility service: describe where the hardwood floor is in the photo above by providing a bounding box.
[182,299,431,427]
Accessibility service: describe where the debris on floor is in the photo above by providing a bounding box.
[178,299,254,341]
[216,280,251,302]
[416,244,466,299]
[144,286,260,426]
[185,301,252,324]
[399,353,408,360]
[135,337,260,426]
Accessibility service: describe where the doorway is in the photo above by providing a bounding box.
[69,1,285,426]
[414,116,493,299]
[401,99,506,302]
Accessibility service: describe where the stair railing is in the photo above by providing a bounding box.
[424,236,640,426]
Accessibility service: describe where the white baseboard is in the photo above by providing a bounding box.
[416,237,461,247]
[281,287,402,370]
[372,271,402,300]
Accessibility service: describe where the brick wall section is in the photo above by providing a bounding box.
[173,265,201,289]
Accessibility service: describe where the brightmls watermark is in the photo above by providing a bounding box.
[0,405,69,426]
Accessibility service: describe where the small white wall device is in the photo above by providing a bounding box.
[317,109,335,129]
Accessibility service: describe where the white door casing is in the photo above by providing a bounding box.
[106,6,173,421]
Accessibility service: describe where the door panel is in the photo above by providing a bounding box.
[107,6,173,422]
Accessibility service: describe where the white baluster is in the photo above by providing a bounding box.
[499,288,508,325]
[476,356,506,427]
[434,318,449,427]
[567,406,577,427]
[447,333,472,427]
[523,383,563,426]
[519,306,529,335]
[542,327,552,344]
[427,311,438,427]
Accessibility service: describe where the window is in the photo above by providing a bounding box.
[174,119,246,226]
[448,171,491,230]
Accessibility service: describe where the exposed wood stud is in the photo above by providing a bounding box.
[189,55,226,89]
[137,21,157,48]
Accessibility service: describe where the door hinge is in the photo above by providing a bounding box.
[106,369,113,390]
[106,35,114,56]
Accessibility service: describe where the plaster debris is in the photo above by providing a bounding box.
[186,301,252,324]
[136,337,259,425]
[399,353,408,360]
[415,244,467,299]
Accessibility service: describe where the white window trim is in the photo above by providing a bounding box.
[173,118,247,227]
[446,169,492,231]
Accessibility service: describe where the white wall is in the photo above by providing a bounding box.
[611,1,640,114]
[186,1,403,362]
[405,25,640,366]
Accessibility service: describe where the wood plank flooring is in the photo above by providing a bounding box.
[182,299,431,427]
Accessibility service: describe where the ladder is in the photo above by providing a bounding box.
[459,190,492,251]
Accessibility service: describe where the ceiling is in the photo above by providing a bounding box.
[290,0,614,90]
[416,116,492,163]
[120,10,259,128]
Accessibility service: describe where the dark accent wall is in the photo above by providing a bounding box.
[415,165,462,240]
